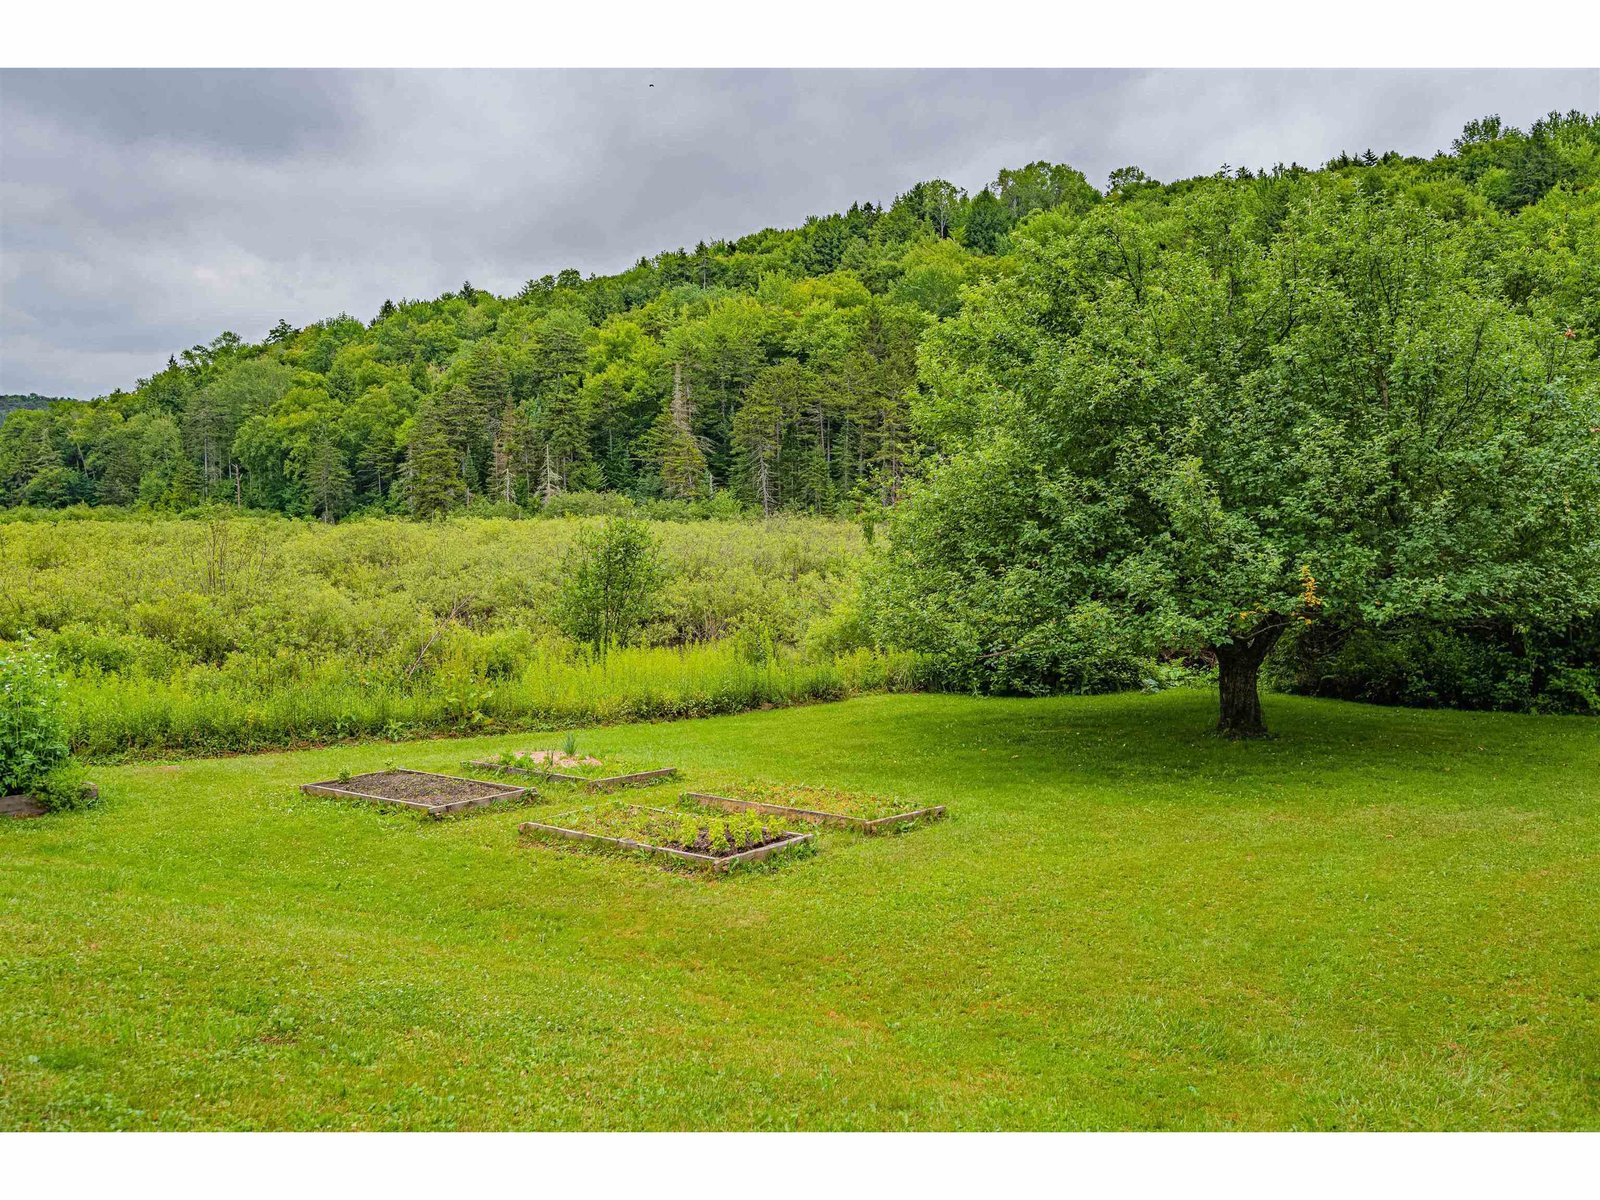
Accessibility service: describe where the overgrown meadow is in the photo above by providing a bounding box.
[0,512,920,758]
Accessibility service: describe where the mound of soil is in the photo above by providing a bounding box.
[515,751,603,770]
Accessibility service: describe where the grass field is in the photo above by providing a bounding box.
[2,690,1596,1130]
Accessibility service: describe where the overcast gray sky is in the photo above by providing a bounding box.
[2,68,1596,399]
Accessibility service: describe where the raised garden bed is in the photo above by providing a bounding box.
[300,769,531,819]
[519,801,813,872]
[685,782,946,835]
[465,751,678,793]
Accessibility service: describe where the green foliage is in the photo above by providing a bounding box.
[31,759,95,813]
[801,589,876,660]
[0,514,919,757]
[635,491,745,522]
[6,114,1599,731]
[0,393,76,422]
[0,641,72,795]
[404,395,466,518]
[554,517,663,653]
[2,156,1051,519]
[1280,619,1600,715]
[873,163,1600,734]
[539,491,636,519]
[10,118,1592,534]
[565,800,792,857]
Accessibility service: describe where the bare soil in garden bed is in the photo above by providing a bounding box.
[345,771,501,803]
[300,769,529,817]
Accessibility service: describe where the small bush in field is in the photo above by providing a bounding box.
[32,761,96,813]
[554,517,663,654]
[540,491,637,520]
[0,641,72,796]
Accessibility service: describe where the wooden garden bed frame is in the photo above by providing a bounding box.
[465,760,679,792]
[684,791,947,835]
[518,804,813,872]
[300,769,532,819]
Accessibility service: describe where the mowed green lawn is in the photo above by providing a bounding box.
[2,690,1596,1130]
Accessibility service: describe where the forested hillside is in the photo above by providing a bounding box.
[1,111,1595,521]
[0,394,77,422]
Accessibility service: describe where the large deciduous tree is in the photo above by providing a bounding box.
[871,184,1600,736]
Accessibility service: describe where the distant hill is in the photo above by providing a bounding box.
[3,109,1595,519]
[1,394,78,423]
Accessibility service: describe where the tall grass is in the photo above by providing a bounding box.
[3,513,917,759]
[65,642,924,759]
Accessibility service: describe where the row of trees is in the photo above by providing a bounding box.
[3,162,1100,519]
[7,118,1593,522]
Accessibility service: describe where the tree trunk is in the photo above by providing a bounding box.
[1214,625,1284,738]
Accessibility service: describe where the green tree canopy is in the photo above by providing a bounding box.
[872,183,1600,735]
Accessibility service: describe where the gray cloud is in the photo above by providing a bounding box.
[2,68,1596,398]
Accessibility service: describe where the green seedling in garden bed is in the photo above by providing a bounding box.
[519,800,813,872]
[685,780,945,834]
[465,749,678,792]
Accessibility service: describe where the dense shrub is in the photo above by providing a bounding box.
[1280,621,1600,715]
[0,641,71,795]
[802,588,876,660]
[636,492,746,522]
[0,514,921,758]
[553,517,663,652]
[30,760,96,812]
[539,491,638,520]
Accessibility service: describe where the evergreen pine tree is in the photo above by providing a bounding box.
[531,378,593,499]
[165,455,203,510]
[643,405,709,500]
[405,397,466,518]
[491,400,532,505]
[642,361,709,499]
[438,381,489,495]
[303,427,353,522]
